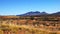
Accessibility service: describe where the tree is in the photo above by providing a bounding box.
[30,16,34,20]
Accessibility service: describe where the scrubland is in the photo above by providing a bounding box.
[0,16,60,34]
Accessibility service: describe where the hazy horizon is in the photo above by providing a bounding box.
[0,0,60,15]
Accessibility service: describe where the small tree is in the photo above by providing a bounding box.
[43,17,49,21]
[30,16,34,20]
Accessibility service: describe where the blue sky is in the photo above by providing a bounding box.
[0,0,60,15]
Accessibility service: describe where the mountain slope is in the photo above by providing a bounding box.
[17,11,48,16]
[17,11,60,16]
[51,12,60,15]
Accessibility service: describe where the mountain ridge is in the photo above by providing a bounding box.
[17,11,60,16]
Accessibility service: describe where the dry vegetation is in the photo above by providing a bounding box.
[0,15,60,34]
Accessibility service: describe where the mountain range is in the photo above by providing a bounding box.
[17,11,60,16]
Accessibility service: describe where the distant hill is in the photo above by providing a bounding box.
[51,12,60,15]
[17,11,48,16]
[17,11,60,16]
